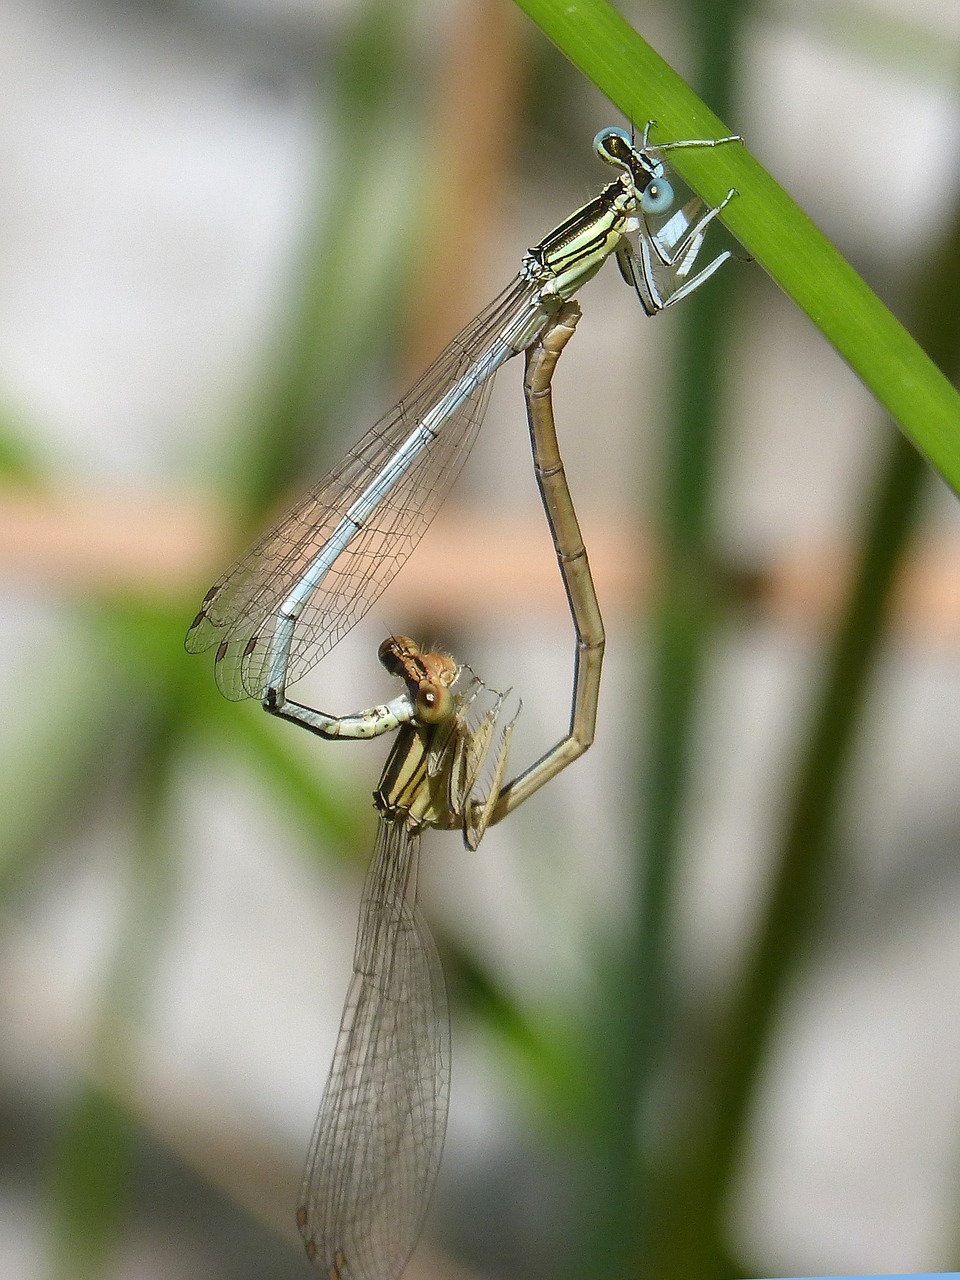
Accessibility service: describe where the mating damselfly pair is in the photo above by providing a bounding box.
[187,124,742,1280]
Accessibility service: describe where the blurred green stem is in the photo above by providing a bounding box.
[575,2,749,1276]
[41,3,425,1269]
[652,154,960,1280]
[47,655,184,1280]
[638,0,748,1271]
[235,0,418,524]
[47,1087,137,1280]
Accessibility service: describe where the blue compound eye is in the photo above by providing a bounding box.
[594,125,631,152]
[594,126,633,166]
[641,177,674,214]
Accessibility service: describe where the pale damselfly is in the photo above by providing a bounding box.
[292,304,603,1279]
[186,125,740,708]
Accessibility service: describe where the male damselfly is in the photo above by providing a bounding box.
[186,126,739,707]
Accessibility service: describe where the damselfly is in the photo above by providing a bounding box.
[186,125,740,705]
[293,304,603,1279]
[296,635,518,1280]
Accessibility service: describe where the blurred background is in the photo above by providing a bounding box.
[2,0,960,1277]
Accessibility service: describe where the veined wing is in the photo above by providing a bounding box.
[440,670,519,850]
[460,685,520,850]
[297,819,448,1280]
[186,275,542,701]
[625,176,738,312]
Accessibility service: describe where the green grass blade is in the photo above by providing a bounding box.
[514,0,960,492]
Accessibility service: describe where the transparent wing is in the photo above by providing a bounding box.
[297,820,448,1280]
[619,171,739,313]
[459,687,520,850]
[442,671,520,849]
[645,190,710,258]
[463,706,517,849]
[186,275,539,701]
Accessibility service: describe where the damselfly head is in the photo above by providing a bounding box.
[378,635,458,722]
[594,126,635,170]
[594,126,671,211]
